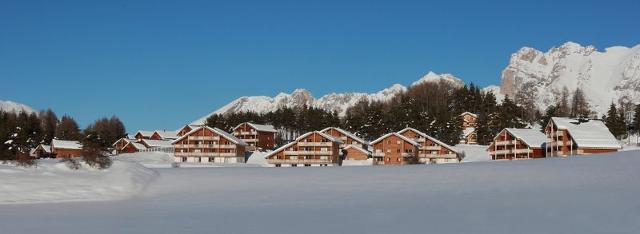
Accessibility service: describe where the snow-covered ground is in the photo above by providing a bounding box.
[0,159,156,204]
[455,144,491,162]
[1,150,640,233]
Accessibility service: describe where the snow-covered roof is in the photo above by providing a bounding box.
[52,139,82,150]
[112,138,130,147]
[266,131,343,158]
[153,130,179,140]
[550,117,621,149]
[320,127,368,145]
[140,139,174,148]
[233,123,278,133]
[459,112,478,118]
[503,128,547,149]
[172,126,248,146]
[343,145,370,155]
[370,132,419,146]
[462,127,476,137]
[396,127,458,153]
[135,130,154,137]
[36,144,52,153]
[126,142,147,150]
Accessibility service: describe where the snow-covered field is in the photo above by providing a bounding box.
[1,150,640,233]
[0,159,156,204]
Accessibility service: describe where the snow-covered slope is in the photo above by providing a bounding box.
[0,159,156,204]
[191,71,463,125]
[500,41,640,115]
[0,100,36,114]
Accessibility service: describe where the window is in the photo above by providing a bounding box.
[291,164,297,167]
[181,157,187,162]
[304,164,311,167]
[209,157,214,162]
[275,164,281,167]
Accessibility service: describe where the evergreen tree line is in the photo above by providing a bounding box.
[206,81,530,146]
[0,109,126,162]
[603,102,640,140]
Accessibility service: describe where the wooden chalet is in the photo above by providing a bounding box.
[265,131,342,167]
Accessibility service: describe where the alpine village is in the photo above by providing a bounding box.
[2,80,636,168]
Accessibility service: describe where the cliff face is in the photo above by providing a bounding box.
[500,42,640,115]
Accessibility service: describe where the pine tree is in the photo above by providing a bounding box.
[40,109,58,144]
[570,88,590,118]
[556,86,570,117]
[633,104,640,135]
[55,115,82,141]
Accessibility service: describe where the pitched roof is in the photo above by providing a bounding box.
[396,127,458,153]
[135,130,154,137]
[504,128,547,149]
[343,145,370,155]
[459,112,478,118]
[370,132,419,146]
[36,144,52,153]
[52,139,82,150]
[126,141,147,150]
[140,139,174,148]
[112,138,131,147]
[266,131,343,158]
[171,126,248,146]
[549,117,621,149]
[462,127,476,137]
[233,122,278,133]
[320,127,368,145]
[153,130,179,139]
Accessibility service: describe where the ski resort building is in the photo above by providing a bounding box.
[545,117,621,156]
[172,126,247,164]
[151,130,179,141]
[120,141,147,154]
[397,127,460,164]
[460,112,478,128]
[265,131,342,167]
[33,144,52,158]
[51,139,83,158]
[488,128,547,160]
[320,127,369,149]
[371,132,420,165]
[232,122,277,151]
[343,145,371,161]
[134,130,154,140]
[460,127,477,144]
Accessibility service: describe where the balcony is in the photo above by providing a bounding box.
[419,153,458,159]
[512,148,532,154]
[174,152,238,157]
[490,149,512,155]
[237,131,257,135]
[372,152,385,157]
[174,144,236,149]
[187,136,219,141]
[297,142,333,147]
[494,140,516,146]
[421,145,441,150]
[267,159,333,164]
[284,150,332,156]
[242,138,258,143]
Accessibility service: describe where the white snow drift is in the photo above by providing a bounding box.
[0,159,157,204]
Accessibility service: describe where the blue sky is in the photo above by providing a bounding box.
[1,0,639,132]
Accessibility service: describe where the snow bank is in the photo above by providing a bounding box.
[455,144,491,162]
[246,151,269,166]
[0,159,157,204]
[116,152,175,168]
[342,158,374,166]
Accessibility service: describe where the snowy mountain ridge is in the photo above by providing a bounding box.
[500,41,640,115]
[191,71,463,125]
[0,100,36,114]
